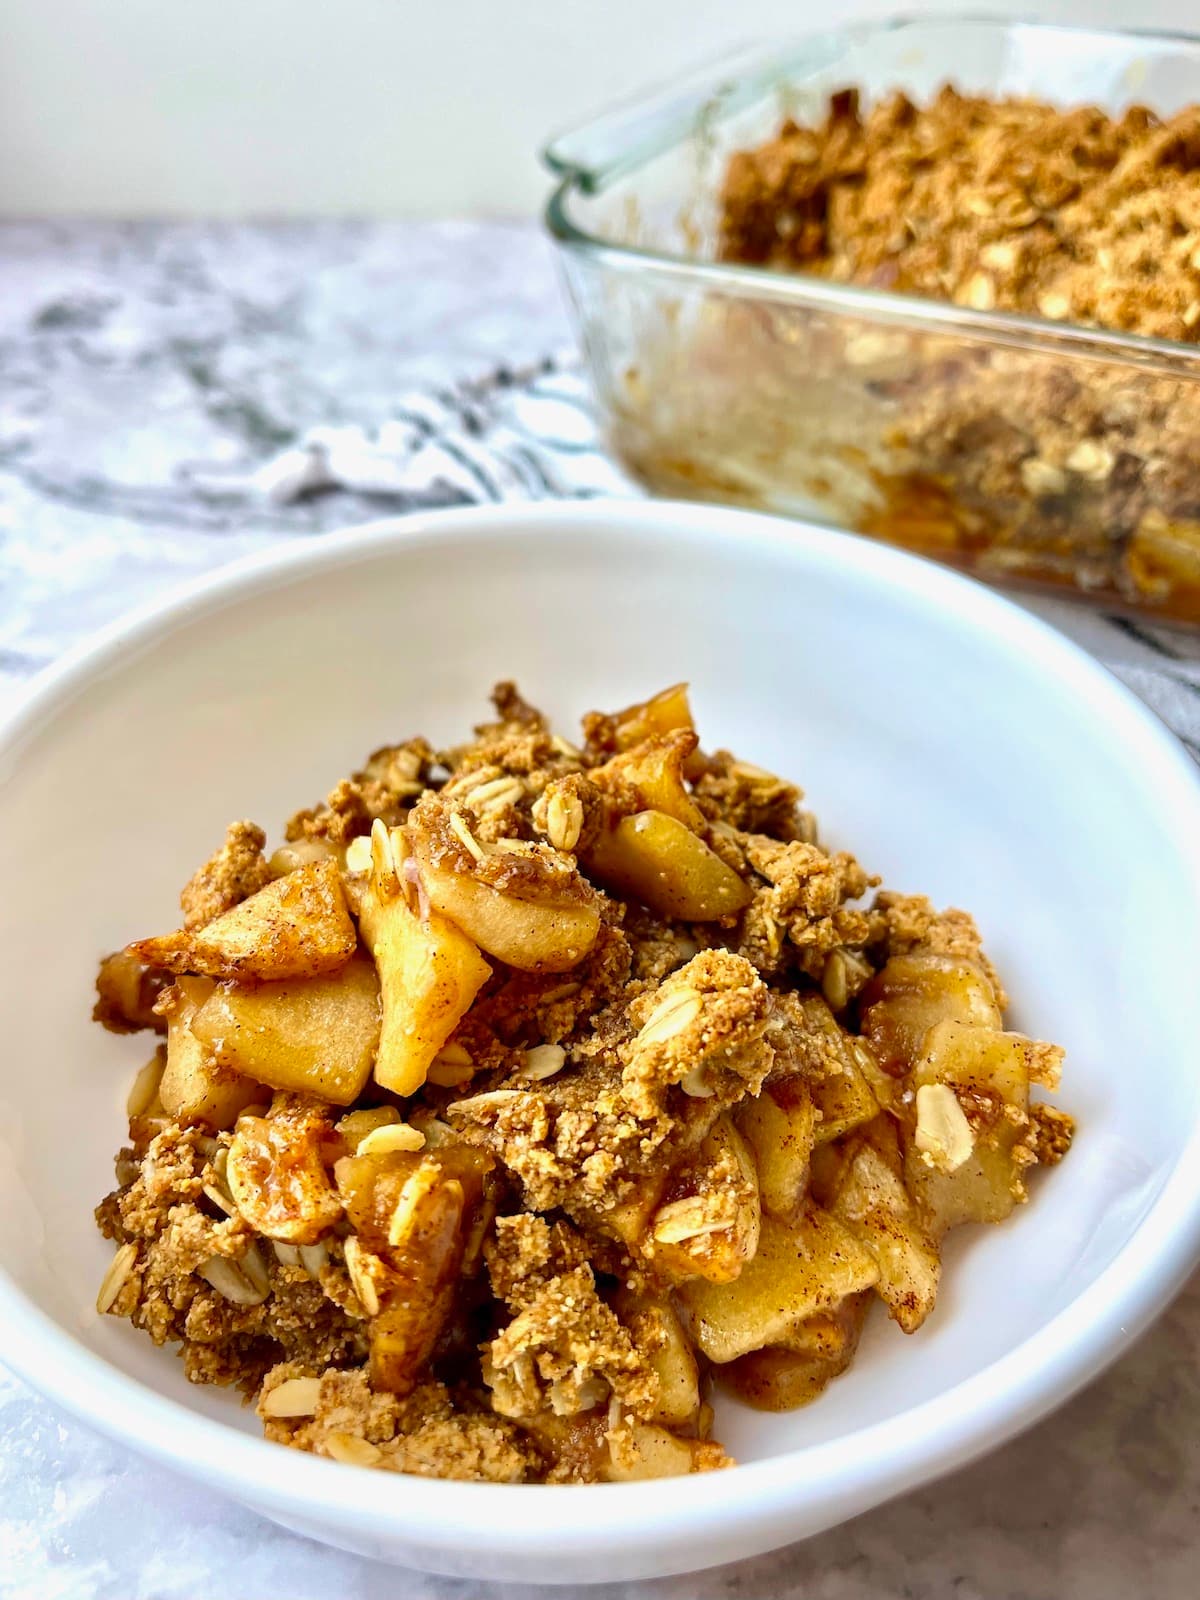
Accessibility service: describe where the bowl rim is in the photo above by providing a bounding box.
[3,497,1200,1561]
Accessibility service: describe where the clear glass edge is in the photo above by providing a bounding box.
[540,23,892,187]
[541,12,1200,376]
[545,181,1200,377]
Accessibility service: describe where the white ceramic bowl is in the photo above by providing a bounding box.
[2,501,1199,1585]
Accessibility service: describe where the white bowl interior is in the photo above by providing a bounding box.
[1,503,1198,1575]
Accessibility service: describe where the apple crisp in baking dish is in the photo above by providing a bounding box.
[93,683,1072,1482]
[609,88,1200,620]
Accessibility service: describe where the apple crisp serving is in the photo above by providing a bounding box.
[94,683,1072,1483]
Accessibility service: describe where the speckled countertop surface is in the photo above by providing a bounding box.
[1,221,1197,1600]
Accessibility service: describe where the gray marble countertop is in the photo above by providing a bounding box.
[1,220,1197,1600]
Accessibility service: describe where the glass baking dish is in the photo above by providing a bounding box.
[543,16,1200,624]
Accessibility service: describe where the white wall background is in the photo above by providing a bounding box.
[2,0,1197,216]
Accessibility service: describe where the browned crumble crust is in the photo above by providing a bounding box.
[449,1057,678,1226]
[693,751,809,839]
[93,681,1072,1482]
[1030,1103,1075,1166]
[621,950,773,1118]
[180,821,272,930]
[483,1215,659,1421]
[95,1123,364,1389]
[471,917,633,1051]
[259,1365,538,1482]
[286,738,436,844]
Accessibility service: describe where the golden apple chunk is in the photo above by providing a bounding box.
[133,859,357,982]
[592,733,706,830]
[335,1145,491,1394]
[358,822,491,1096]
[860,950,1002,1075]
[825,1117,941,1333]
[788,995,883,1142]
[615,1290,701,1428]
[416,853,600,973]
[585,810,752,921]
[678,1205,878,1364]
[735,1078,816,1224]
[157,977,264,1130]
[608,682,696,750]
[903,1019,1041,1233]
[225,1102,343,1244]
[717,1292,871,1410]
[191,953,382,1106]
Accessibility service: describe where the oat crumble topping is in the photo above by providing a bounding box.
[721,88,1200,344]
